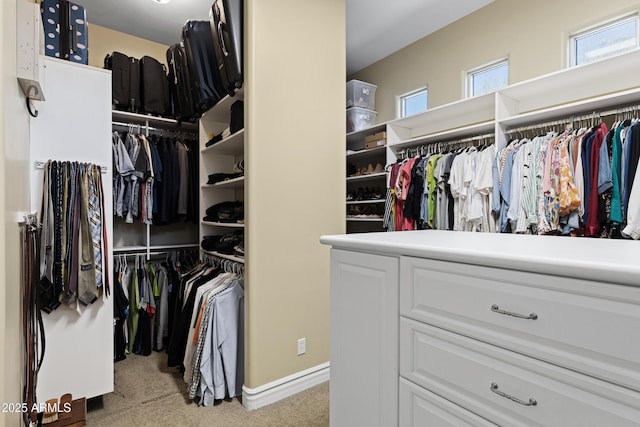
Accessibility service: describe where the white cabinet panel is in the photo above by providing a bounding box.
[29,58,113,401]
[330,249,399,427]
[399,377,497,427]
[400,318,640,427]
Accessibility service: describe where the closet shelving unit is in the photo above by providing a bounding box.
[346,123,389,232]
[348,49,640,235]
[199,89,245,264]
[379,48,640,182]
[112,110,199,259]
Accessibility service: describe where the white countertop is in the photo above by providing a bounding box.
[320,230,640,287]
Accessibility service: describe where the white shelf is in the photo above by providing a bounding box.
[201,89,245,124]
[346,123,389,145]
[346,199,385,204]
[112,109,198,132]
[113,243,199,253]
[202,129,245,155]
[346,145,386,158]
[499,87,640,129]
[346,217,384,222]
[346,172,386,182]
[201,249,245,264]
[201,221,245,228]
[202,176,245,189]
[497,49,640,116]
[390,92,495,140]
[391,120,495,150]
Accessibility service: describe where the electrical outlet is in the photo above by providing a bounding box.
[297,337,306,355]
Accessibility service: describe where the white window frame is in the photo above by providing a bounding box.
[465,58,509,98]
[397,87,428,118]
[568,13,640,67]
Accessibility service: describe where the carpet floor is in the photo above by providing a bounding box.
[86,350,329,427]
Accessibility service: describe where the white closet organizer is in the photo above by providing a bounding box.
[321,231,640,427]
[111,110,199,259]
[386,49,640,158]
[351,49,640,235]
[346,123,389,233]
[29,57,114,402]
[199,90,245,264]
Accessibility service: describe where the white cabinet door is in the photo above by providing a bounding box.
[400,377,498,427]
[30,58,113,401]
[330,249,399,427]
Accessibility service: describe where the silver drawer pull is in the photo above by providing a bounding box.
[490,382,537,406]
[491,304,538,320]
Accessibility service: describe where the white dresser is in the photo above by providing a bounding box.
[320,230,640,427]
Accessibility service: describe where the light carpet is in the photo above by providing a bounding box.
[86,350,329,427]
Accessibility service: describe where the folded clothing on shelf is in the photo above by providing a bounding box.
[201,231,244,255]
[233,241,244,257]
[204,200,244,223]
[205,127,232,147]
[207,172,243,184]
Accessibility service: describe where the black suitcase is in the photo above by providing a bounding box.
[182,20,225,115]
[41,0,89,64]
[104,52,141,112]
[167,43,196,121]
[140,56,170,116]
[210,0,243,96]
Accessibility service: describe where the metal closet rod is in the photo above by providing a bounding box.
[34,160,108,174]
[397,133,495,159]
[112,121,197,135]
[201,253,244,276]
[112,243,199,254]
[506,104,640,136]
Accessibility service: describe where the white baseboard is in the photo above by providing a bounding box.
[242,362,330,411]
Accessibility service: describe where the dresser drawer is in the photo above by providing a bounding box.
[400,318,640,427]
[400,377,497,427]
[400,257,640,391]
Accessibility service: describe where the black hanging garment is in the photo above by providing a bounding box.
[113,270,129,362]
[403,158,425,223]
[167,267,220,368]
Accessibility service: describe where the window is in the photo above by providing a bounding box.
[466,59,508,98]
[398,88,428,118]
[569,15,639,66]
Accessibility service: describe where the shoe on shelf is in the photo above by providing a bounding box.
[372,187,382,199]
[373,163,384,174]
[364,164,375,175]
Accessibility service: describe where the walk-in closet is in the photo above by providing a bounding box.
[5,0,640,426]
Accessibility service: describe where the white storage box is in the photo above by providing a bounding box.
[347,107,377,133]
[346,79,377,110]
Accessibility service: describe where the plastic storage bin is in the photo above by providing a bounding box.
[346,80,377,110]
[347,107,377,133]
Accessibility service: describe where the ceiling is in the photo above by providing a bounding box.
[73,0,493,75]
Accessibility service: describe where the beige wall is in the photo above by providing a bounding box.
[351,0,640,123]
[2,1,32,426]
[88,23,169,69]
[245,0,345,388]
